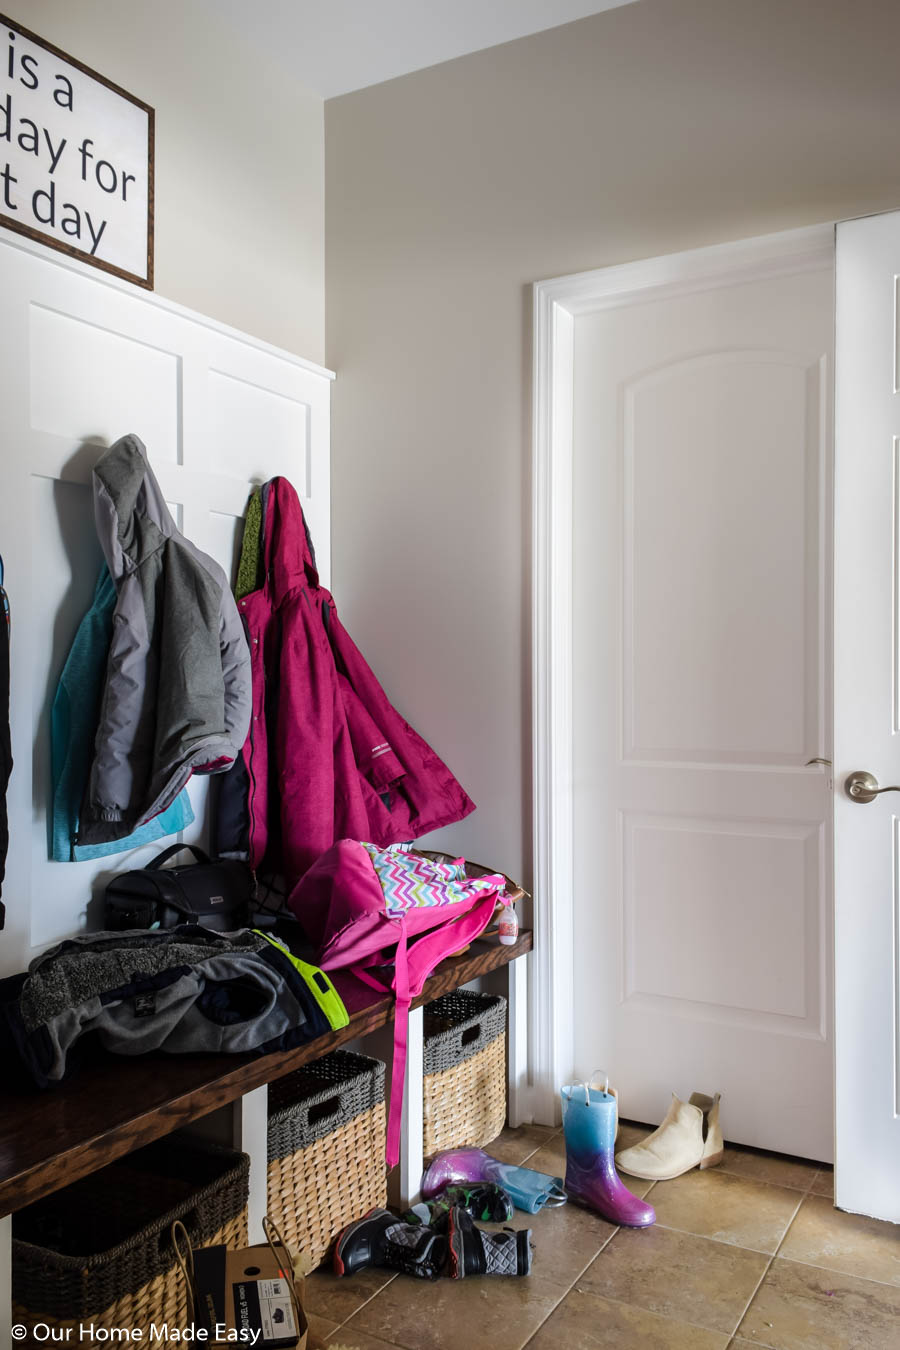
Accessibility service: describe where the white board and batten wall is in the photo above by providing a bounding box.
[0,229,333,979]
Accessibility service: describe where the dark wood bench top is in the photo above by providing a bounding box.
[0,930,532,1217]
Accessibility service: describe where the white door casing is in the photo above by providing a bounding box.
[0,231,333,978]
[834,210,900,1222]
[533,225,834,1157]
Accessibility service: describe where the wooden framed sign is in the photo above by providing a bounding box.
[0,14,153,287]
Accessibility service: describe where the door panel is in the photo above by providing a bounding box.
[624,351,821,763]
[835,210,900,1220]
[572,265,833,1160]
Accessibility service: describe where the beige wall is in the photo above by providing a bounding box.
[325,0,900,891]
[10,1,325,360]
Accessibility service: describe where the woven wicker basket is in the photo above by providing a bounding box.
[267,1050,386,1272]
[422,989,508,1156]
[12,1137,249,1343]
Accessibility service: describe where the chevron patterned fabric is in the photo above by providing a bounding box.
[361,842,503,915]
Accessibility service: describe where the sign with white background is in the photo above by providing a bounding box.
[0,13,153,287]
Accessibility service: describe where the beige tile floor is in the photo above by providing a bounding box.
[303,1122,900,1350]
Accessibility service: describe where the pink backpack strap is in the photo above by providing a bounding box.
[352,967,391,994]
[344,891,500,1168]
[346,929,411,1167]
[402,893,498,997]
[385,894,497,1166]
[385,917,411,1167]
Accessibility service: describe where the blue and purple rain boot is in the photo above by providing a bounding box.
[561,1081,656,1227]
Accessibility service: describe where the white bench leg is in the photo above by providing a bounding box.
[182,1084,269,1245]
[507,952,530,1128]
[366,1004,425,1212]
[230,1085,269,1244]
[397,1004,424,1210]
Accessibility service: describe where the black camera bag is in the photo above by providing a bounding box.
[104,843,253,932]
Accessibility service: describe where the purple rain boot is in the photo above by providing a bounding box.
[561,1082,656,1227]
[421,1148,566,1214]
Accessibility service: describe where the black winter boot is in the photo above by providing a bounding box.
[447,1205,533,1278]
[333,1207,447,1280]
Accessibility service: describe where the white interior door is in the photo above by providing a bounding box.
[834,209,900,1221]
[569,244,834,1160]
[0,233,332,978]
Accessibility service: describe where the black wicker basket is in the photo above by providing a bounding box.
[13,1136,249,1327]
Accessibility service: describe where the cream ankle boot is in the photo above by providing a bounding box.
[614,1092,723,1181]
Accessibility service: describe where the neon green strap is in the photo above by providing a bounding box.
[255,930,349,1030]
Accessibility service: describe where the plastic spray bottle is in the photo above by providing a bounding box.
[497,899,518,945]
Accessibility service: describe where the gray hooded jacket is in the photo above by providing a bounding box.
[77,435,251,845]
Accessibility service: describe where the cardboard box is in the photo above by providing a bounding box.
[192,1241,308,1348]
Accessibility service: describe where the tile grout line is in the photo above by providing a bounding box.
[648,1219,788,1257]
[322,1272,399,1333]
[547,1287,768,1345]
[565,1221,622,1285]
[511,1265,603,1350]
[728,1323,779,1350]
[772,1190,808,1257]
[726,1189,807,1343]
[515,1209,626,1349]
[768,1178,900,1290]
[760,1248,900,1290]
[515,1125,564,1166]
[728,1251,776,1341]
[512,1159,636,1350]
[589,1180,784,1348]
[334,1295,424,1350]
[712,1167,821,1195]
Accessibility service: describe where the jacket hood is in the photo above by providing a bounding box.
[80,434,252,844]
[93,433,178,581]
[262,477,319,605]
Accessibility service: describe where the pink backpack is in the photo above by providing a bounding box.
[289,840,502,1165]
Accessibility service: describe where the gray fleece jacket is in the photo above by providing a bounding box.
[77,435,251,845]
[0,927,341,1087]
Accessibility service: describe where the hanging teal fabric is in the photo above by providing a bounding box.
[50,567,194,862]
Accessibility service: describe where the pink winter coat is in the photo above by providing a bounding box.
[216,477,476,885]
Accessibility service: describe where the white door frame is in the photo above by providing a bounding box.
[530,222,836,1125]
